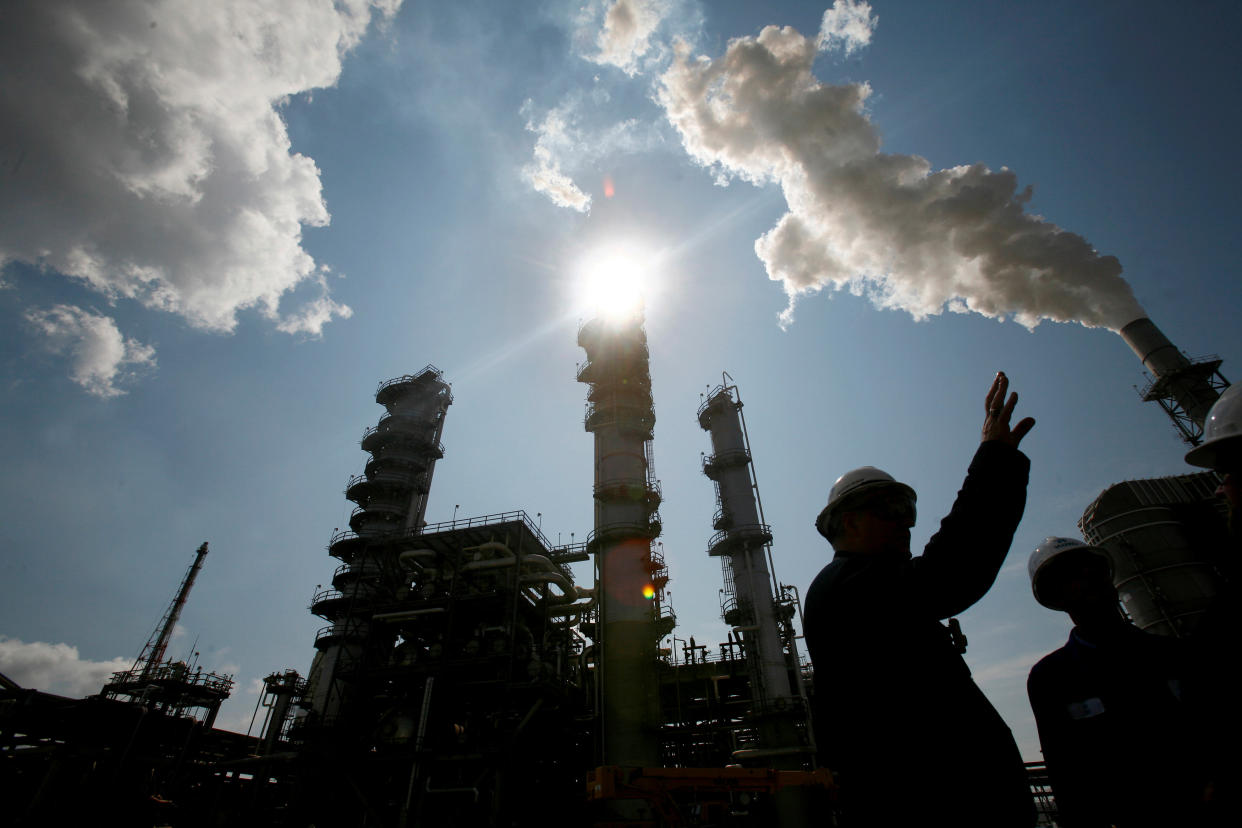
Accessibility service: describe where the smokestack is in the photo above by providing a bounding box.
[1118,318,1227,446]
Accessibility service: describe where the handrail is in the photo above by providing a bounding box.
[578,315,648,342]
[362,420,445,450]
[330,510,575,558]
[314,624,365,644]
[310,588,343,605]
[1135,354,1223,398]
[593,478,662,502]
[584,403,656,433]
[575,344,653,383]
[105,663,235,692]
[346,470,421,493]
[696,384,735,422]
[375,366,453,401]
[585,516,663,550]
[420,509,554,547]
[329,529,366,548]
[707,523,773,553]
[702,448,750,475]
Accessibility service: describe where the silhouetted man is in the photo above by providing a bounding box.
[804,372,1036,827]
[1027,537,1202,828]
[1184,382,1242,825]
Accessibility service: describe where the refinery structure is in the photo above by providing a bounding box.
[0,308,1231,826]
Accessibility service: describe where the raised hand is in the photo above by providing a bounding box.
[983,371,1036,448]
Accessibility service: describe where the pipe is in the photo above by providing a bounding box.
[546,590,597,615]
[398,549,437,569]
[519,571,574,601]
[731,745,816,761]
[373,607,447,623]
[463,541,514,557]
[460,541,516,572]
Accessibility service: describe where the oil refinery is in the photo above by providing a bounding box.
[1,309,1230,827]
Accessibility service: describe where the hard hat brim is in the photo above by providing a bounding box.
[1031,545,1113,610]
[1185,433,1242,470]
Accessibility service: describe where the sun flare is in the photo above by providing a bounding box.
[575,244,657,322]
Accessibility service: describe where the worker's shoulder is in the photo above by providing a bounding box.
[1027,642,1073,691]
[806,555,897,618]
[807,553,879,591]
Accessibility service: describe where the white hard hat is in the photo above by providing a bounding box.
[1028,536,1113,610]
[1185,383,1242,470]
[815,466,916,540]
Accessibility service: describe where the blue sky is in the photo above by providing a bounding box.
[2,0,1239,760]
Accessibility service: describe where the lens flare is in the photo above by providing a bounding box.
[574,242,661,323]
[642,584,656,600]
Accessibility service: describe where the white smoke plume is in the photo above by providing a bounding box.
[522,105,593,212]
[589,0,671,76]
[24,305,157,398]
[0,636,131,698]
[0,0,401,337]
[656,9,1144,330]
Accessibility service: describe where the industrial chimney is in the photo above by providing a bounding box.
[577,307,667,769]
[1119,317,1228,445]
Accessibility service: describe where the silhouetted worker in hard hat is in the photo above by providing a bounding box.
[1186,382,1242,516]
[1026,537,1203,828]
[1184,382,1242,826]
[803,371,1036,828]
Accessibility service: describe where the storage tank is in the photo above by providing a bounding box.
[1079,471,1229,637]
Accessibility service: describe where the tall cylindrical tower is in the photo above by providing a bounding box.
[306,366,452,721]
[698,381,806,765]
[1119,317,1228,445]
[577,310,665,768]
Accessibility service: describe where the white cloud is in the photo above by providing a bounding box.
[656,24,1145,330]
[588,0,671,76]
[817,0,877,56]
[0,0,401,340]
[25,305,156,398]
[0,636,130,698]
[275,272,354,336]
[522,104,593,212]
[520,93,668,211]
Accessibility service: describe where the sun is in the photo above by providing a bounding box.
[575,243,658,323]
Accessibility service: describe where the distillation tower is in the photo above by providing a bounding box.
[698,379,809,768]
[294,365,594,826]
[306,366,452,721]
[577,307,669,768]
